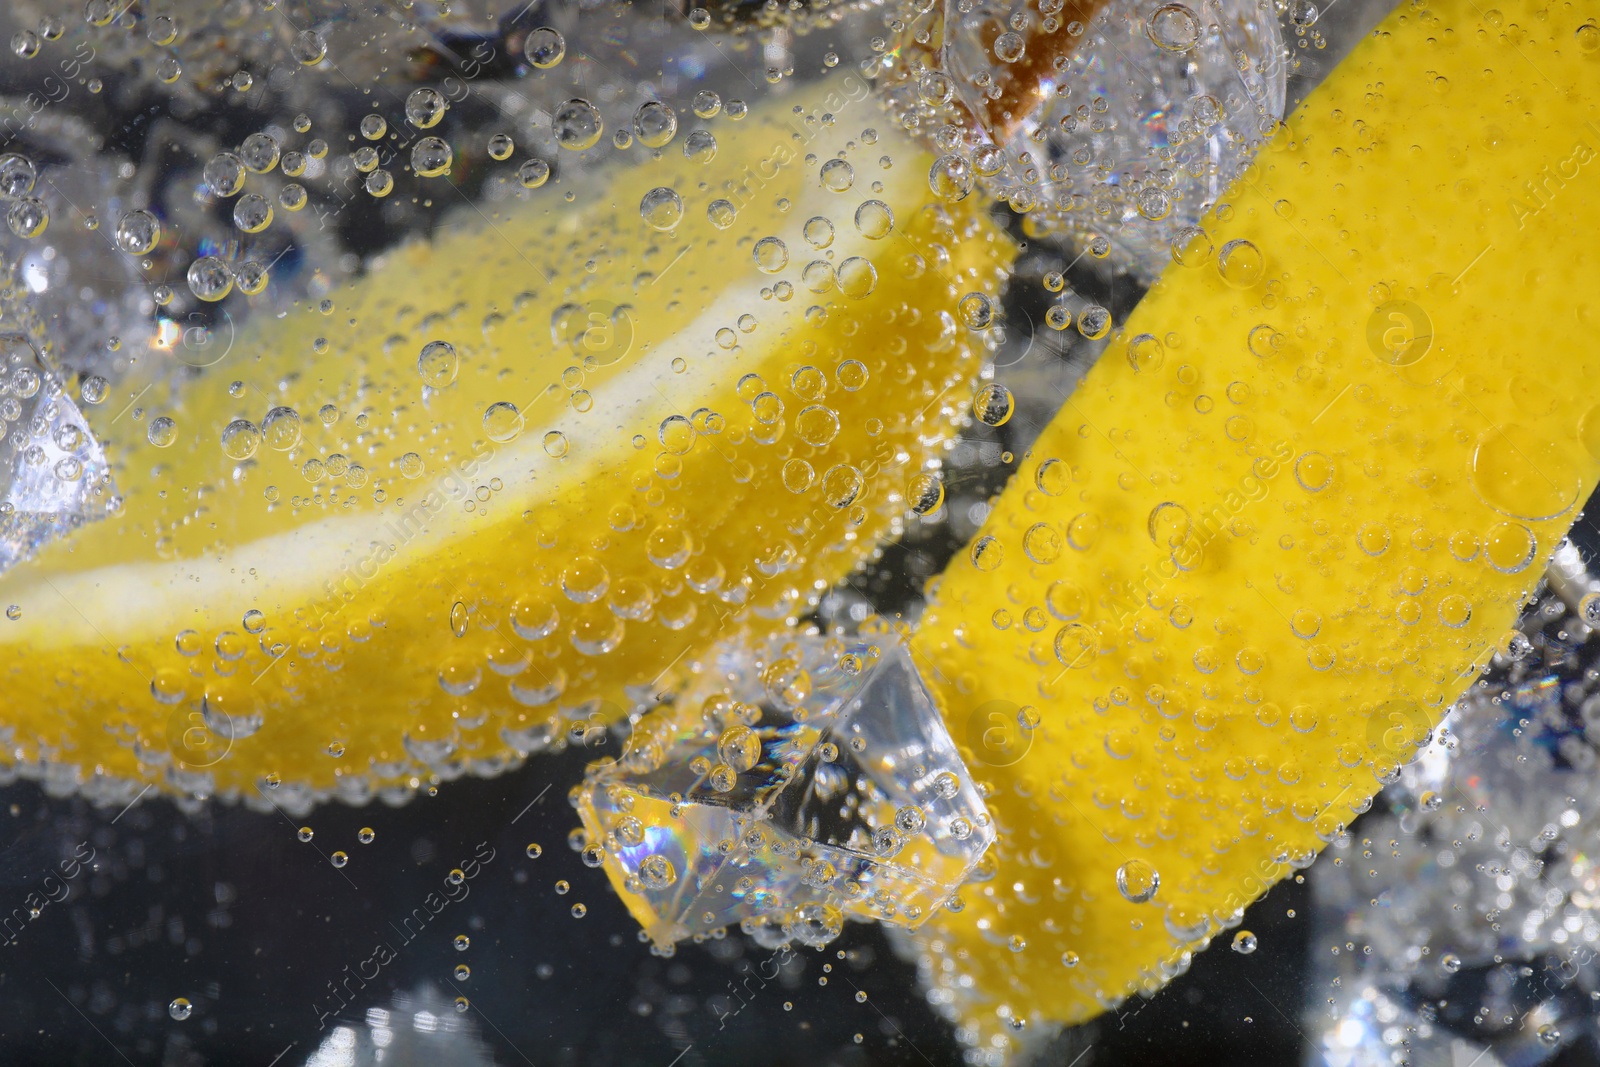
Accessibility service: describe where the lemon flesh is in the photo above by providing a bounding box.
[910,0,1600,1046]
[0,75,1015,802]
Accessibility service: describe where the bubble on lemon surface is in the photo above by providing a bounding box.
[971,535,1004,572]
[631,101,678,148]
[973,383,1014,426]
[639,186,684,231]
[929,154,975,201]
[682,130,717,163]
[802,215,834,249]
[753,236,789,273]
[221,418,261,461]
[1469,424,1579,521]
[554,99,603,151]
[819,158,855,193]
[854,199,894,239]
[1116,859,1160,904]
[481,402,523,443]
[146,417,178,448]
[1217,238,1265,288]
[1294,451,1333,492]
[1482,521,1536,574]
[1170,225,1214,267]
[261,406,302,451]
[1024,523,1063,564]
[836,257,877,299]
[958,292,994,330]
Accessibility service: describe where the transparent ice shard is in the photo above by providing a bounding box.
[1303,541,1600,1066]
[577,633,996,950]
[0,331,116,575]
[879,0,1286,279]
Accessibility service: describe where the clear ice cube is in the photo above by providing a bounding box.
[879,0,1286,279]
[577,633,996,950]
[0,331,116,574]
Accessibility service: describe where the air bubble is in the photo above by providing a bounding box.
[554,99,603,151]
[639,186,683,230]
[1116,859,1160,903]
[525,27,566,68]
[406,87,447,129]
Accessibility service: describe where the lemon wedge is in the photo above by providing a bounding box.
[0,74,1014,802]
[908,0,1600,1050]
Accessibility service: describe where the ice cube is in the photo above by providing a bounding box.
[0,332,116,575]
[879,0,1286,279]
[576,633,995,950]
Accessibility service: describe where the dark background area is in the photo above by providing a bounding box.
[0,739,1318,1067]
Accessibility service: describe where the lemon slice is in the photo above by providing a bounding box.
[0,74,1015,802]
[907,0,1600,1050]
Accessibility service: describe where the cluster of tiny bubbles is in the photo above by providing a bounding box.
[0,151,46,237]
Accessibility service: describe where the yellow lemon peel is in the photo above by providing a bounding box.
[910,0,1600,1046]
[0,74,1015,801]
